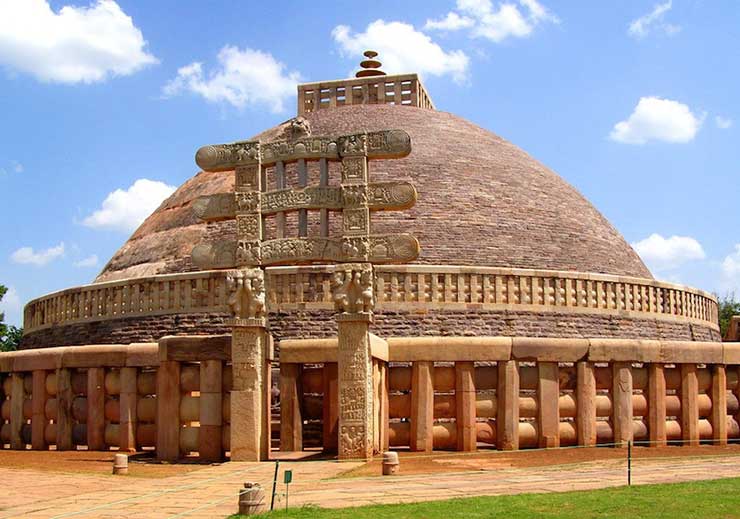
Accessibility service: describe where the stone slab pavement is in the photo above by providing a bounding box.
[1,454,739,518]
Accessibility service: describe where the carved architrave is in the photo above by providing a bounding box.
[331,263,374,314]
[195,182,416,222]
[195,130,410,173]
[191,234,419,269]
[226,268,266,320]
[261,137,339,164]
[195,141,259,172]
[262,187,343,213]
[191,127,416,275]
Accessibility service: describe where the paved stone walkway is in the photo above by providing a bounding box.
[1,454,739,518]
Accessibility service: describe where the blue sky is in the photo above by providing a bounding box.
[0,0,739,326]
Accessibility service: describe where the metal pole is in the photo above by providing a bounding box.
[627,440,632,486]
[270,460,280,510]
[285,482,289,512]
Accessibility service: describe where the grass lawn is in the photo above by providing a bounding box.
[231,477,740,518]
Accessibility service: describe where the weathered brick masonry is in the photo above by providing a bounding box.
[22,308,720,349]
[97,104,651,283]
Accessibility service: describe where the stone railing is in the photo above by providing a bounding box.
[268,265,719,329]
[24,266,719,334]
[297,73,435,115]
[3,335,740,458]
[24,271,232,333]
[279,336,740,452]
[0,337,234,461]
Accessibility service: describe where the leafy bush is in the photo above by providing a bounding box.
[717,292,740,339]
[0,284,23,351]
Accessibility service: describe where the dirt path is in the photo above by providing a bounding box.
[1,447,739,518]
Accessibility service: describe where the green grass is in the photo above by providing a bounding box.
[231,477,740,518]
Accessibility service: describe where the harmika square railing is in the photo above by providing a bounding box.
[297,73,435,116]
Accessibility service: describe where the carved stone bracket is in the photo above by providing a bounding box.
[331,263,375,315]
[226,268,266,320]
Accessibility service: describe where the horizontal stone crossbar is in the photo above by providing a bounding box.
[4,337,739,373]
[193,182,417,221]
[281,336,740,364]
[0,343,158,372]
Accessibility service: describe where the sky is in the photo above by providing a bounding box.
[0,0,739,327]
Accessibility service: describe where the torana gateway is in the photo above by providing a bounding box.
[2,54,738,462]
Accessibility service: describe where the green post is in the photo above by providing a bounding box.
[284,469,293,511]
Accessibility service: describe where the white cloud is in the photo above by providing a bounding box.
[74,254,99,268]
[0,0,157,84]
[425,12,475,31]
[0,286,21,323]
[332,20,470,84]
[11,243,65,266]
[163,46,300,113]
[610,97,704,144]
[721,244,740,293]
[425,0,558,43]
[628,1,681,39]
[0,160,23,176]
[632,234,706,273]
[82,178,175,233]
[715,116,733,130]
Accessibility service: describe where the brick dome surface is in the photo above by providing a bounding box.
[96,104,651,282]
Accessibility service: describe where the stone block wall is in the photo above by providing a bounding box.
[22,309,720,351]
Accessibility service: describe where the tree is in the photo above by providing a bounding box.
[0,284,23,352]
[718,292,740,339]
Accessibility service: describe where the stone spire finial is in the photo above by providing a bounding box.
[355,50,386,78]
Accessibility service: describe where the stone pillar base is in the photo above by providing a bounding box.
[230,319,270,461]
[337,312,374,461]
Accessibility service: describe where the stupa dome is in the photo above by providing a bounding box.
[22,70,718,349]
[97,104,651,283]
